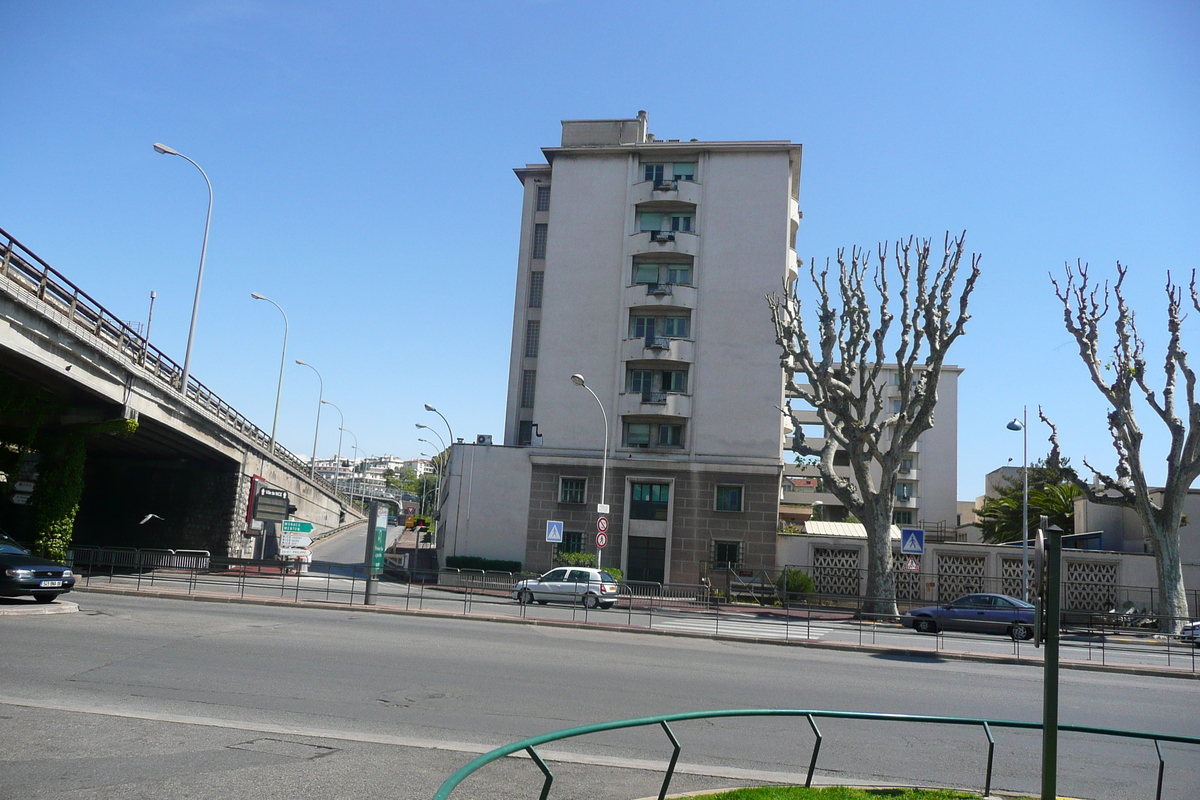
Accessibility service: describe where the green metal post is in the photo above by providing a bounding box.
[1041,523,1061,800]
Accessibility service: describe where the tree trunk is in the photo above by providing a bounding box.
[1148,523,1189,634]
[863,500,898,617]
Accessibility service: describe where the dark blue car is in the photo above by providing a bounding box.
[0,533,76,603]
[903,592,1035,640]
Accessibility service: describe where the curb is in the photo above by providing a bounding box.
[0,599,80,616]
[71,585,1199,681]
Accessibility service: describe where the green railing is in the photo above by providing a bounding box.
[431,708,1200,800]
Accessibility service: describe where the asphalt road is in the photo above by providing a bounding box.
[2,591,1198,800]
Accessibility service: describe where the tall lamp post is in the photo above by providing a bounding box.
[322,400,343,487]
[1007,407,1029,600]
[340,427,358,497]
[294,360,323,476]
[570,374,610,565]
[251,293,288,452]
[153,142,211,394]
[422,405,458,555]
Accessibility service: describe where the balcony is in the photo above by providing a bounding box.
[618,392,692,418]
[620,337,694,363]
[624,282,697,310]
[631,179,703,206]
[632,230,699,257]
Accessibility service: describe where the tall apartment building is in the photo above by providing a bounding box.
[484,112,802,584]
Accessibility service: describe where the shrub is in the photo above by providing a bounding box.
[600,566,623,582]
[553,551,596,568]
[445,556,522,573]
[776,568,814,596]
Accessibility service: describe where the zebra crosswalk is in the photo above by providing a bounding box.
[645,615,839,641]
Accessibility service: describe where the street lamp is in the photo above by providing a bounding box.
[251,293,288,452]
[1007,406,1029,600]
[322,399,343,487]
[153,142,212,394]
[570,374,609,511]
[415,423,446,453]
[294,360,323,477]
[423,405,458,555]
[340,427,358,495]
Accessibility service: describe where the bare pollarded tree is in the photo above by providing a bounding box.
[1043,262,1200,634]
[768,233,980,616]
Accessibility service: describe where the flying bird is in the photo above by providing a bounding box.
[139,514,163,525]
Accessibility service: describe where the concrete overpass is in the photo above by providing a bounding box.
[0,227,363,556]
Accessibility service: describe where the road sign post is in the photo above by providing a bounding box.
[364,502,388,605]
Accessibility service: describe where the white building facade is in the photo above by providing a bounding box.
[483,112,802,585]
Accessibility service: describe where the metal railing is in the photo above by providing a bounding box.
[431,708,1200,800]
[64,546,1199,672]
[0,227,343,496]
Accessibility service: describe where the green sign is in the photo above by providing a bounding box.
[365,503,388,575]
[282,520,315,533]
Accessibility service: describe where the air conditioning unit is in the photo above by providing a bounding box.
[476,434,493,446]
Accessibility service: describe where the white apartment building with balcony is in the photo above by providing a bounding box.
[435,112,800,585]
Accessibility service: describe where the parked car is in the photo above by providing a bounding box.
[902,592,1035,641]
[0,533,76,603]
[513,567,620,609]
[1180,620,1200,646]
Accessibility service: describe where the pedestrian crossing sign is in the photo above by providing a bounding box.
[546,520,564,543]
[900,528,925,555]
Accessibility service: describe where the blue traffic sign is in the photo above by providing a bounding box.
[900,528,925,555]
[545,520,564,543]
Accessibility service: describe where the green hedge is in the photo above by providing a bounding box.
[445,555,522,573]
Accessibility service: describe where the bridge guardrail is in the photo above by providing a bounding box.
[0,227,346,498]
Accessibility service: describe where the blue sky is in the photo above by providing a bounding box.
[2,1,1197,500]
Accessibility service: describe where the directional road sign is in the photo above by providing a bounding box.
[279,546,310,558]
[900,528,925,555]
[545,520,563,543]
[281,533,313,548]
[282,520,314,533]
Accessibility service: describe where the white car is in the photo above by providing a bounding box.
[513,567,620,609]
[1180,620,1200,646]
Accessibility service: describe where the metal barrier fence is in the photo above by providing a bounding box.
[431,708,1200,800]
[706,562,1200,617]
[0,227,343,496]
[64,546,1199,672]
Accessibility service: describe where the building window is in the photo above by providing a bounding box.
[893,509,914,525]
[644,163,665,183]
[895,482,914,502]
[631,316,655,339]
[661,316,689,337]
[536,185,551,212]
[518,421,534,446]
[524,320,540,358]
[631,482,669,520]
[658,424,682,446]
[900,456,914,474]
[638,212,663,232]
[632,262,693,287]
[670,214,693,232]
[891,399,903,413]
[673,162,696,181]
[712,540,741,568]
[716,485,744,512]
[532,223,548,259]
[528,272,544,308]
[662,370,687,393]
[627,369,654,394]
[833,450,850,466]
[625,422,651,447]
[559,531,584,553]
[520,370,537,408]
[559,477,586,504]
